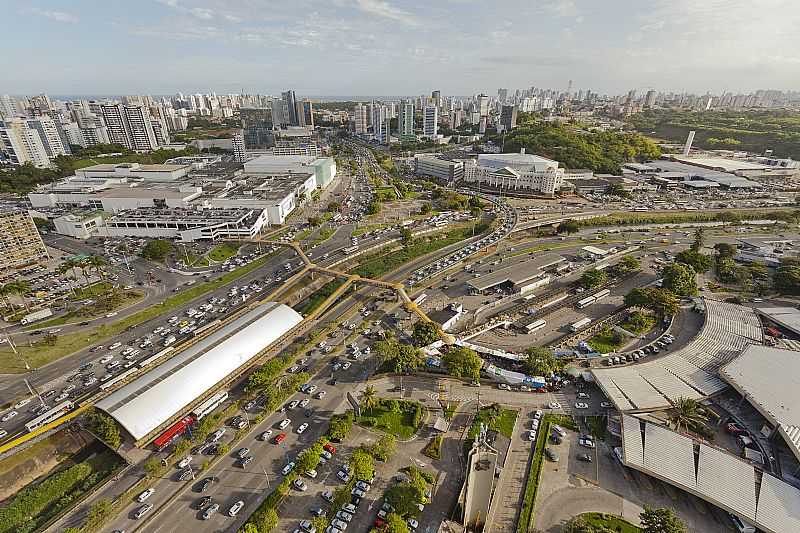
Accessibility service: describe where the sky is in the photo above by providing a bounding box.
[4,0,800,97]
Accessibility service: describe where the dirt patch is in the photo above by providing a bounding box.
[0,427,92,501]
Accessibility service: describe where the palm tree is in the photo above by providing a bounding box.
[86,255,108,282]
[56,262,78,296]
[360,385,378,410]
[7,281,31,312]
[669,397,709,433]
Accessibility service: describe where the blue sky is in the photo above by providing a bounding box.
[5,0,800,96]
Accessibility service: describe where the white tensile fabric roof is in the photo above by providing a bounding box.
[97,302,302,440]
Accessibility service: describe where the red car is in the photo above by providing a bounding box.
[324,443,337,454]
[273,432,287,444]
[726,423,748,436]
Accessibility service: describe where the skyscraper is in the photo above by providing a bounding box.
[302,100,314,128]
[282,90,298,126]
[353,104,368,135]
[477,94,489,117]
[397,101,415,142]
[431,90,441,109]
[645,90,657,107]
[26,116,70,157]
[499,105,518,132]
[371,103,390,144]
[0,118,51,167]
[423,106,438,138]
[240,107,275,150]
[0,210,49,274]
[124,105,159,151]
[497,88,508,102]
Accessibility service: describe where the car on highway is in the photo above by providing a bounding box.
[228,500,245,517]
[201,503,220,520]
[134,503,153,519]
[297,422,309,434]
[0,430,8,439]
[13,398,31,409]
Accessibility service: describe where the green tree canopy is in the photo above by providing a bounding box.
[442,347,483,381]
[375,338,424,373]
[624,287,679,317]
[140,239,173,262]
[328,411,354,442]
[640,506,687,533]
[524,347,559,376]
[617,254,641,273]
[400,227,413,246]
[412,321,440,346]
[579,268,608,289]
[774,265,800,295]
[384,512,411,533]
[661,262,697,297]
[713,242,737,258]
[369,434,397,462]
[349,448,375,481]
[674,249,712,273]
[557,220,580,235]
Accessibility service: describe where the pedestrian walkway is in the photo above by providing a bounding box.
[486,409,531,533]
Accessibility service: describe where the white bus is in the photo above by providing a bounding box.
[99,368,138,391]
[570,318,592,332]
[525,319,547,333]
[25,401,74,432]
[138,347,175,369]
[592,289,611,301]
[343,245,359,255]
[412,293,427,305]
[191,391,229,420]
[576,296,596,309]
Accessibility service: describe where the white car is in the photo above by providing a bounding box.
[528,430,537,441]
[575,402,589,409]
[297,423,309,434]
[306,385,318,394]
[279,418,291,430]
[13,398,31,409]
[1,411,18,422]
[108,342,122,350]
[99,355,114,364]
[534,410,543,420]
[341,362,351,370]
[548,401,561,409]
[259,430,273,441]
[177,456,193,469]
[282,462,296,475]
[137,488,155,502]
[299,399,310,408]
[228,500,245,517]
[315,391,327,399]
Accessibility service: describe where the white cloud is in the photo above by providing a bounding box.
[30,7,78,23]
[347,0,419,26]
[543,0,578,17]
[190,8,214,20]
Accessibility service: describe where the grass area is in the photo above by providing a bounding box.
[467,404,518,447]
[422,434,443,460]
[293,279,345,316]
[207,242,240,262]
[357,399,425,439]
[619,313,656,335]
[0,250,279,373]
[352,220,490,279]
[375,187,398,202]
[0,449,123,533]
[443,401,459,420]
[71,281,113,300]
[587,330,624,354]
[516,415,552,533]
[32,289,143,329]
[580,512,641,533]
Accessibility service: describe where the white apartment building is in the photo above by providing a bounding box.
[26,116,69,157]
[371,103,389,143]
[0,118,51,167]
[462,151,565,196]
[423,106,438,138]
[397,101,415,141]
[100,103,159,151]
[353,104,368,134]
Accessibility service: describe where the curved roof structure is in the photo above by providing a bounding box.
[96,302,302,440]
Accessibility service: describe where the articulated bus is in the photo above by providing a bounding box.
[191,391,229,421]
[25,401,75,433]
[525,319,547,333]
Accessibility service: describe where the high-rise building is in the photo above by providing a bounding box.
[302,100,314,128]
[645,90,657,108]
[423,106,438,138]
[282,90,298,126]
[124,105,159,151]
[240,107,275,150]
[397,101,415,142]
[353,104,368,134]
[477,94,489,117]
[431,90,441,108]
[497,88,508,102]
[371,103,390,144]
[0,118,51,167]
[232,133,246,163]
[0,209,49,276]
[499,105,518,132]
[26,116,70,157]
[0,95,20,119]
[452,109,465,129]
[100,104,130,147]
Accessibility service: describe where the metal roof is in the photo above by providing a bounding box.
[466,253,564,291]
[756,306,800,336]
[96,302,302,440]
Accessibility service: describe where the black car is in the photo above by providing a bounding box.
[196,496,213,509]
[351,495,362,507]
[205,444,220,456]
[238,455,254,468]
[196,477,214,492]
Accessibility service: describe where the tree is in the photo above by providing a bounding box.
[606,183,632,199]
[661,262,697,297]
[617,254,641,273]
[579,268,608,289]
[386,483,425,516]
[86,255,108,282]
[668,397,709,433]
[713,242,737,258]
[308,216,322,227]
[412,321,440,346]
[328,411,354,442]
[140,239,173,262]
[690,228,704,252]
[349,448,375,481]
[640,506,687,533]
[85,409,122,449]
[297,442,324,472]
[419,202,432,215]
[144,458,165,478]
[367,200,381,215]
[384,512,411,533]
[84,499,114,530]
[360,385,378,410]
[468,195,483,209]
[442,347,483,381]
[774,265,800,295]
[369,434,397,461]
[5,280,32,311]
[375,338,423,373]
[327,201,341,212]
[563,515,610,533]
[624,287,679,317]
[400,227,413,246]
[557,220,580,235]
[674,249,712,273]
[523,347,558,376]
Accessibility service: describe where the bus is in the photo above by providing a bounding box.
[25,401,75,433]
[152,415,195,450]
[191,391,229,421]
[138,347,175,369]
[592,289,611,301]
[412,293,427,305]
[576,296,596,309]
[192,319,221,338]
[332,213,342,222]
[343,245,359,255]
[524,319,547,333]
[570,318,592,332]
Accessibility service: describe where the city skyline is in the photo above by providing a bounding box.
[5,0,800,96]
